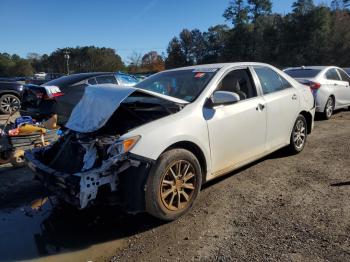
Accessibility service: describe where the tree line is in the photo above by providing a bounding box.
[1,0,349,77]
[165,0,350,69]
[0,47,165,77]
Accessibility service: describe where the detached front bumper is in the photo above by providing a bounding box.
[25,149,153,212]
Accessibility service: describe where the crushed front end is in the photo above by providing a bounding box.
[24,85,185,213]
[25,131,153,212]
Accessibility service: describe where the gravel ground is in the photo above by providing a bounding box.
[0,110,349,261]
[111,110,350,262]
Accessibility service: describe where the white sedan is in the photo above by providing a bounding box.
[284,66,350,119]
[26,62,315,221]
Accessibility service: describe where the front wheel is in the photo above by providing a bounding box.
[145,149,202,221]
[288,115,308,154]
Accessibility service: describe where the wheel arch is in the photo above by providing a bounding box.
[163,141,208,184]
[0,91,21,99]
[299,110,313,134]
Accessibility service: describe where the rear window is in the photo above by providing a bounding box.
[338,69,350,83]
[325,68,341,81]
[96,75,117,84]
[284,69,321,78]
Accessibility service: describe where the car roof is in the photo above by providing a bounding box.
[168,62,277,72]
[284,66,338,71]
[43,72,114,87]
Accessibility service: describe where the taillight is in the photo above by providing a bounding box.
[50,92,64,98]
[307,81,321,90]
[37,91,64,100]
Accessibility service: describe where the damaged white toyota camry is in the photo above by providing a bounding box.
[25,63,315,221]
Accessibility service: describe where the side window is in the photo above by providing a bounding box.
[217,69,257,100]
[96,75,118,84]
[337,69,350,83]
[87,77,97,85]
[325,69,341,81]
[254,67,287,94]
[281,76,293,89]
[117,75,138,85]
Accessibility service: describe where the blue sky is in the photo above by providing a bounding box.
[0,0,331,62]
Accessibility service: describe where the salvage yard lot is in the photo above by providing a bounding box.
[0,111,349,261]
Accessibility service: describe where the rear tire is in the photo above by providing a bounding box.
[145,149,202,221]
[288,115,307,154]
[0,94,20,114]
[322,96,334,120]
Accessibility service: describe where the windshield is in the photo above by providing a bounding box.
[284,69,321,78]
[135,69,217,102]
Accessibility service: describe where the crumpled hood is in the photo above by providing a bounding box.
[66,85,188,133]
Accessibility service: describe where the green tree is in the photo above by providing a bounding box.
[223,0,249,26]
[248,0,272,21]
[46,46,124,73]
[292,0,315,15]
[9,59,34,76]
[165,37,187,69]
[202,25,229,63]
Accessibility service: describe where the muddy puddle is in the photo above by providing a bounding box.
[0,199,162,262]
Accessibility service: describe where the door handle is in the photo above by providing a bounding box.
[292,94,298,100]
[256,103,265,111]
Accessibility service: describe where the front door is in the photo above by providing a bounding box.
[205,68,267,176]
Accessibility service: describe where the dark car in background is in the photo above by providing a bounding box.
[20,72,139,124]
[0,81,23,114]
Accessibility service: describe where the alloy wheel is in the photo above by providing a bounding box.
[0,95,20,114]
[293,119,306,150]
[326,98,334,118]
[160,160,197,211]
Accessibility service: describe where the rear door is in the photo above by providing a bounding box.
[336,69,350,105]
[253,66,300,151]
[324,68,348,108]
[205,67,267,175]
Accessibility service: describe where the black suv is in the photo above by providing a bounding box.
[0,81,23,114]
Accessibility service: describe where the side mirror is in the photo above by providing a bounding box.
[208,91,240,107]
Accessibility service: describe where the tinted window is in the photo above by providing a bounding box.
[284,69,321,78]
[337,69,350,83]
[325,68,341,81]
[117,74,139,85]
[87,78,97,85]
[254,67,286,94]
[96,75,118,84]
[218,69,257,100]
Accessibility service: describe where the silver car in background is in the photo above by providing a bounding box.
[284,66,350,119]
[26,62,315,221]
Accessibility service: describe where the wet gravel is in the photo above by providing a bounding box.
[0,110,349,261]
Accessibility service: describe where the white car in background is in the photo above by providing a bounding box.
[26,62,315,221]
[284,66,350,119]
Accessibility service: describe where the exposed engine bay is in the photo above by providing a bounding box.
[25,86,185,211]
